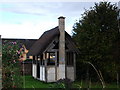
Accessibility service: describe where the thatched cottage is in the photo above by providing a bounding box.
[28,16,79,82]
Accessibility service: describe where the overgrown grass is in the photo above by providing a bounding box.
[73,80,120,88]
[23,75,120,89]
[22,76,51,88]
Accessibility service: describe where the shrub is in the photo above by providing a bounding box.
[2,40,23,88]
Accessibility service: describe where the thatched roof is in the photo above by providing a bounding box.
[28,26,79,56]
[28,26,59,56]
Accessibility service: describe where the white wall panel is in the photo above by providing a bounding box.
[40,66,45,81]
[67,66,74,81]
[47,67,55,82]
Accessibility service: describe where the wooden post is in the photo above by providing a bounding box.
[74,53,76,80]
[44,53,47,82]
[65,52,67,79]
[35,56,37,78]
[55,51,57,81]
[42,54,44,81]
[32,56,35,78]
[46,53,49,82]
[58,16,66,79]
[40,55,41,80]
[32,56,33,77]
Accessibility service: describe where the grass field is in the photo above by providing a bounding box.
[23,75,120,89]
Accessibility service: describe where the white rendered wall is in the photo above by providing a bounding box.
[67,66,75,81]
[32,64,34,77]
[47,67,55,82]
[32,64,36,78]
[40,66,45,81]
[57,64,65,80]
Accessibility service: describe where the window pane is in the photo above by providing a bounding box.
[47,52,55,65]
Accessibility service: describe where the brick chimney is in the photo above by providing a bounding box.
[58,16,66,79]
[58,16,65,64]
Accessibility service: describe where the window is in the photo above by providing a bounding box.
[47,52,55,65]
[37,56,40,60]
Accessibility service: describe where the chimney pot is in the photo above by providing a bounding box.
[58,16,65,19]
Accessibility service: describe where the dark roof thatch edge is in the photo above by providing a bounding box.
[28,26,59,56]
[28,26,80,56]
[65,32,80,54]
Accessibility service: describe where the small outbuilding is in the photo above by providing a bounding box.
[28,16,79,82]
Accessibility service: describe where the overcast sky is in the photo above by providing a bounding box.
[0,0,119,39]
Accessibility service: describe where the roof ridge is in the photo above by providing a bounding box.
[45,26,59,33]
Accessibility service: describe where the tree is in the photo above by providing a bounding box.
[72,2,120,82]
